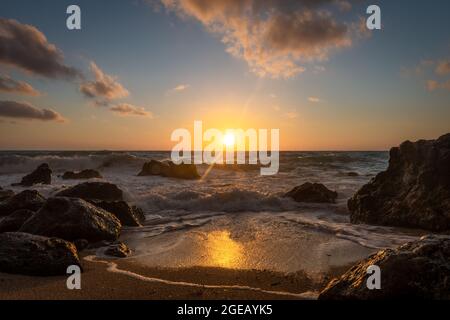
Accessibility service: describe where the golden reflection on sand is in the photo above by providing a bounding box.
[203,231,244,269]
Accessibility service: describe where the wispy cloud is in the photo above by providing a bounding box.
[0,18,80,79]
[110,103,153,117]
[0,74,41,96]
[0,100,65,122]
[435,60,450,76]
[427,79,450,92]
[308,96,322,103]
[167,84,190,95]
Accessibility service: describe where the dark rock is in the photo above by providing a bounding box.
[104,242,132,258]
[62,169,102,180]
[0,232,81,276]
[0,209,34,233]
[348,133,450,231]
[138,159,200,180]
[73,239,89,252]
[20,197,121,242]
[285,183,337,203]
[319,235,450,300]
[90,200,145,227]
[0,188,14,201]
[347,172,359,177]
[87,240,111,249]
[13,163,52,187]
[0,190,46,216]
[55,182,123,201]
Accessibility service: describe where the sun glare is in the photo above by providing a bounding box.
[223,133,235,147]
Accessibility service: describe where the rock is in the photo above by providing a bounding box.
[90,200,145,227]
[0,232,81,276]
[73,239,89,252]
[347,172,359,177]
[104,242,132,258]
[285,183,337,203]
[13,163,52,187]
[20,197,121,242]
[138,159,200,180]
[0,209,34,233]
[319,235,450,300]
[0,190,46,216]
[0,188,14,201]
[55,182,123,201]
[348,133,450,231]
[62,169,102,180]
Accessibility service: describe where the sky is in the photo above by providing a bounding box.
[0,0,449,151]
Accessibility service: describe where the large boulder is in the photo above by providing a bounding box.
[0,190,46,216]
[285,182,337,203]
[20,197,121,242]
[0,232,81,276]
[0,209,34,233]
[62,169,102,180]
[13,163,52,186]
[319,235,450,300]
[55,182,123,201]
[90,200,145,227]
[138,160,200,180]
[348,133,450,231]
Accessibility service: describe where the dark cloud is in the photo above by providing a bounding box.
[159,0,358,77]
[80,62,129,104]
[0,100,65,122]
[110,103,153,117]
[0,74,41,96]
[0,19,80,79]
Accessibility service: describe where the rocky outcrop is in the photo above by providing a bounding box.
[0,209,34,233]
[0,232,81,276]
[0,187,14,201]
[13,163,52,186]
[62,169,102,180]
[319,235,450,300]
[104,242,132,258]
[20,197,121,242]
[90,200,145,227]
[138,160,200,180]
[55,182,123,201]
[285,183,337,203]
[348,133,450,232]
[0,190,46,216]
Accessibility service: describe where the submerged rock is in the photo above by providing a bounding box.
[0,209,34,233]
[104,242,132,258]
[13,163,52,187]
[90,200,145,227]
[55,182,123,201]
[0,190,46,216]
[285,182,337,203]
[138,159,200,180]
[20,197,121,242]
[348,133,450,231]
[319,235,450,300]
[62,169,102,180]
[0,232,81,276]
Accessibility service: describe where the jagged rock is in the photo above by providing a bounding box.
[138,159,199,180]
[0,232,81,276]
[104,242,132,258]
[62,169,102,180]
[13,163,52,186]
[90,200,145,227]
[20,197,121,242]
[0,187,14,201]
[55,182,123,201]
[0,190,46,216]
[348,133,450,231]
[319,235,450,300]
[285,182,337,203]
[0,209,34,233]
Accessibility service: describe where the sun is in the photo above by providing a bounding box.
[223,133,235,147]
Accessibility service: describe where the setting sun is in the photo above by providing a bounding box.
[223,133,235,147]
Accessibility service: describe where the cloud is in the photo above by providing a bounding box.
[0,100,65,122]
[308,96,322,103]
[427,79,450,92]
[0,19,80,79]
[0,74,41,96]
[167,84,190,95]
[110,103,153,117]
[80,62,129,104]
[159,0,358,78]
[435,60,450,76]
